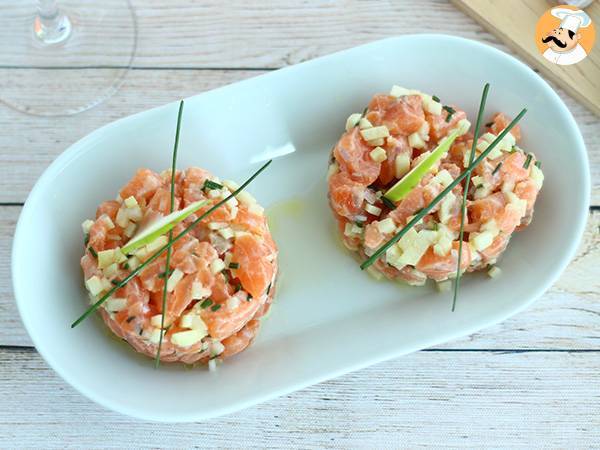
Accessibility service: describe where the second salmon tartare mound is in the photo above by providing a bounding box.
[327,85,544,286]
[80,167,278,364]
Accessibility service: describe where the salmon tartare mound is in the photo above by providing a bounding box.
[80,167,278,364]
[327,85,544,286]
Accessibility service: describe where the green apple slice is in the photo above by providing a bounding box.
[121,200,207,255]
[384,130,459,202]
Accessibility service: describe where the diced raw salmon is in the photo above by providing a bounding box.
[328,171,367,219]
[366,94,425,136]
[119,168,162,204]
[221,319,260,359]
[232,234,275,299]
[426,106,467,142]
[81,166,278,364]
[416,241,471,281]
[487,112,521,141]
[328,89,542,286]
[333,127,380,185]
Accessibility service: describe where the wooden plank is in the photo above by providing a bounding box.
[0,69,262,204]
[0,0,500,69]
[2,206,599,349]
[0,207,18,345]
[1,69,599,204]
[453,0,600,116]
[0,348,598,447]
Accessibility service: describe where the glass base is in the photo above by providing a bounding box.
[0,0,137,116]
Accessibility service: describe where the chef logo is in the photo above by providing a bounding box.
[535,5,595,66]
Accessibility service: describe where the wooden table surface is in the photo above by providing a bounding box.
[1,1,599,448]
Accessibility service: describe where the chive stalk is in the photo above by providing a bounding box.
[203,179,223,191]
[156,100,184,368]
[443,106,456,122]
[382,196,396,210]
[452,83,490,312]
[492,161,502,175]
[200,298,213,309]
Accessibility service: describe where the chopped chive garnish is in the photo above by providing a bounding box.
[534,160,541,169]
[360,103,527,273]
[111,279,121,286]
[247,293,253,301]
[155,100,185,369]
[453,83,490,312]
[492,162,502,175]
[523,154,532,169]
[71,159,272,329]
[510,145,516,153]
[84,234,90,246]
[443,105,456,122]
[266,283,272,295]
[485,121,493,127]
[228,262,239,269]
[431,222,439,231]
[355,221,364,228]
[123,263,129,270]
[361,106,368,118]
[157,269,174,279]
[234,282,242,293]
[432,95,440,103]
[210,304,221,312]
[88,247,97,258]
[126,316,135,323]
[475,184,483,189]
[203,179,223,191]
[382,196,396,210]
[200,298,213,309]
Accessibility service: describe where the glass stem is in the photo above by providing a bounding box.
[34,0,72,45]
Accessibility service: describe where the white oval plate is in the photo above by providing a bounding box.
[12,35,590,422]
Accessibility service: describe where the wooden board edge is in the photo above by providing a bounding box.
[451,0,600,117]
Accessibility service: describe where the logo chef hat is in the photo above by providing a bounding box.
[551,7,592,33]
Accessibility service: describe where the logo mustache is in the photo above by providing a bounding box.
[542,35,567,48]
